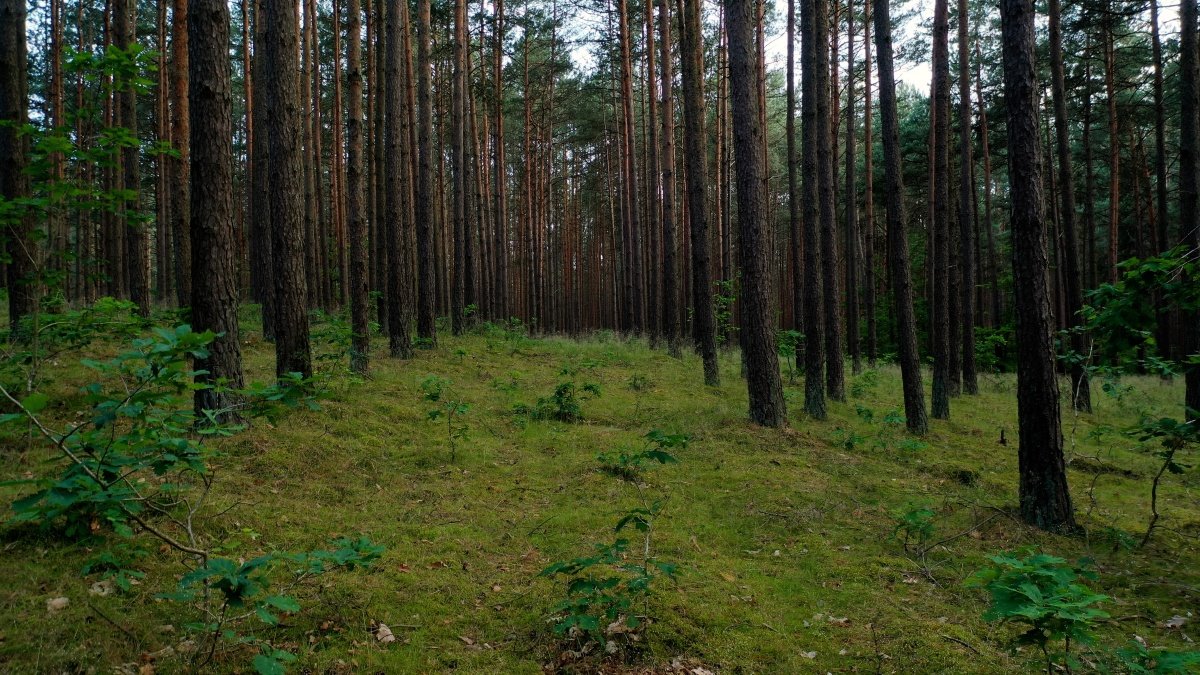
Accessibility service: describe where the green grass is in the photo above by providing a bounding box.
[2,315,1198,673]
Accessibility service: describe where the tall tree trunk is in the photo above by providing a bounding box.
[679,0,720,385]
[1049,0,1090,411]
[263,0,312,378]
[0,0,35,330]
[1151,0,1172,361]
[492,0,507,320]
[873,0,926,434]
[957,0,977,394]
[659,0,681,357]
[787,0,803,366]
[451,0,467,335]
[930,0,951,419]
[801,0,827,418]
[189,0,245,415]
[116,0,149,315]
[1180,0,1200,421]
[728,0,786,426]
[862,0,876,366]
[171,0,191,309]
[618,0,645,334]
[416,0,437,344]
[817,0,844,400]
[385,0,413,356]
[975,44,1000,327]
[347,0,369,373]
[251,0,275,339]
[999,0,1075,531]
[1104,8,1119,282]
[845,3,860,375]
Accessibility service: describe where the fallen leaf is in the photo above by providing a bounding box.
[800,651,817,659]
[720,572,736,582]
[375,624,396,644]
[1166,615,1188,629]
[459,635,475,646]
[89,580,114,597]
[46,597,69,614]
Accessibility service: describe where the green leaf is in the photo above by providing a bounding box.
[252,654,287,675]
[20,392,49,413]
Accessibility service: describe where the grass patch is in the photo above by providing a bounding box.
[1,317,1198,672]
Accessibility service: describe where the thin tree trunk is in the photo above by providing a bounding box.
[802,0,827,418]
[416,0,437,343]
[957,0,977,394]
[845,3,860,375]
[930,0,951,419]
[818,0,844,400]
[347,0,369,373]
[1049,0,1090,411]
[874,0,926,434]
[679,0,720,385]
[659,0,681,357]
[385,0,413,356]
[1180,0,1200,421]
[863,0,876,366]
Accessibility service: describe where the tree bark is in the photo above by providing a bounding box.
[189,0,246,415]
[1180,0,1200,421]
[930,0,951,419]
[659,0,681,357]
[999,0,1075,530]
[801,0,827,418]
[0,0,35,330]
[845,3,860,375]
[416,0,437,344]
[728,0,786,427]
[873,0,926,434]
[348,0,369,373]
[1048,0,1090,411]
[263,0,313,378]
[679,0,720,385]
[817,0,844,400]
[957,0,977,394]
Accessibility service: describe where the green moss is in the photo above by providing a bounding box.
[1,320,1197,673]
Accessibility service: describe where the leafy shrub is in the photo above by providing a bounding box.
[1112,637,1200,674]
[850,369,879,398]
[597,430,687,481]
[421,375,470,462]
[0,326,379,673]
[1130,415,1199,546]
[516,381,601,423]
[967,552,1109,672]
[539,504,677,650]
[891,506,935,552]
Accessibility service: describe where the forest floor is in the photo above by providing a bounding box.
[2,310,1199,674]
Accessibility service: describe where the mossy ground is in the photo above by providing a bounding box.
[1,312,1198,673]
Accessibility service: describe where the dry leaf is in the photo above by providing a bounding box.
[89,580,114,597]
[374,624,396,644]
[459,635,475,646]
[46,596,69,613]
[1165,615,1188,629]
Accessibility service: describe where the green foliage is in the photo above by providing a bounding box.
[967,552,1109,671]
[1130,415,1199,545]
[1081,247,1200,370]
[163,536,383,672]
[597,430,687,481]
[831,427,867,451]
[421,376,470,461]
[891,506,935,552]
[1111,638,1200,674]
[713,279,738,347]
[850,369,879,398]
[776,330,803,381]
[626,373,651,392]
[516,381,601,423]
[539,504,677,647]
[81,546,147,592]
[975,326,1014,374]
